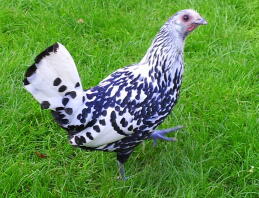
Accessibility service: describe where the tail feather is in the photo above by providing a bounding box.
[24,43,83,110]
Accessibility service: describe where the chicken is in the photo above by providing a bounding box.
[24,9,207,180]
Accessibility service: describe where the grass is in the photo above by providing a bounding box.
[0,0,258,197]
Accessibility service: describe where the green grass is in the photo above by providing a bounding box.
[0,0,258,197]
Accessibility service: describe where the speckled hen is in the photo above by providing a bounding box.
[24,9,207,180]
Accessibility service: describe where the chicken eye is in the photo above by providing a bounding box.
[183,15,189,22]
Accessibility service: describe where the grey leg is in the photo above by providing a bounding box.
[150,125,184,146]
[117,161,128,180]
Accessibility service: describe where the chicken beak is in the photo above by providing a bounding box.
[195,18,208,25]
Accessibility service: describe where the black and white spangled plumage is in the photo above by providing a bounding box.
[24,9,207,179]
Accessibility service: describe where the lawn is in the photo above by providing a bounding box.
[0,0,258,197]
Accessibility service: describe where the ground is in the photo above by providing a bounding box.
[0,0,258,197]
